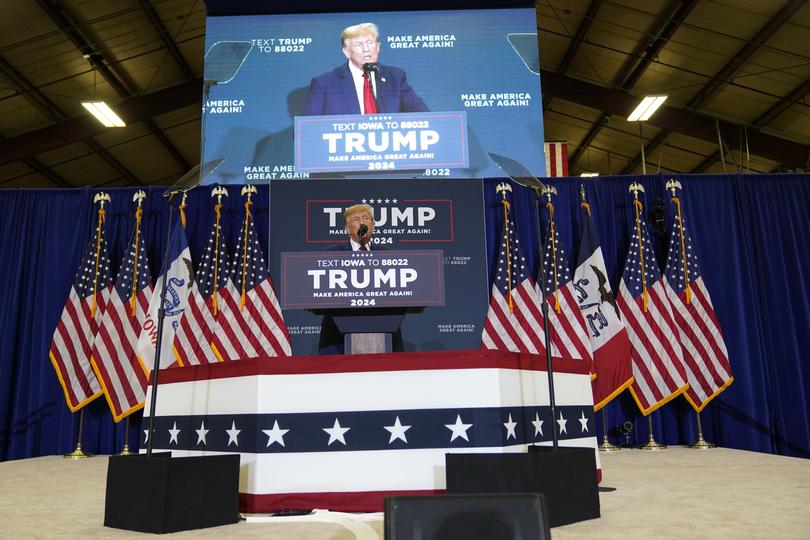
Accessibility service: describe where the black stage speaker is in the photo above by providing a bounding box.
[445,447,600,528]
[385,493,550,540]
[104,453,240,534]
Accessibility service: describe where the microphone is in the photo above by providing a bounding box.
[362,62,379,72]
[358,223,368,239]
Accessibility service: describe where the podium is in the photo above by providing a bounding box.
[279,249,445,354]
[330,307,406,354]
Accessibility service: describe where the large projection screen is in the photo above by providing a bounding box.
[202,8,544,183]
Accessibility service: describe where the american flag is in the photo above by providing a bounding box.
[173,204,229,365]
[544,142,568,177]
[210,199,292,360]
[538,211,594,368]
[49,203,111,411]
[663,193,733,411]
[90,206,153,422]
[481,187,547,354]
[573,198,633,409]
[617,194,688,414]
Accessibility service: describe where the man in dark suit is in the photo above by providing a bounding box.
[326,203,378,252]
[302,22,429,116]
[319,204,403,353]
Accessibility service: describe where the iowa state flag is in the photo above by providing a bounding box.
[573,199,633,410]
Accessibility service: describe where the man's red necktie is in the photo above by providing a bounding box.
[363,72,377,114]
[360,244,369,251]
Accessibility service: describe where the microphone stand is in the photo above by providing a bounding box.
[363,63,381,112]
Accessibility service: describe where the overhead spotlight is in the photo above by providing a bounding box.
[82,101,126,127]
[627,95,668,122]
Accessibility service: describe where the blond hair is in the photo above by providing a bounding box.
[341,23,380,47]
[343,204,374,223]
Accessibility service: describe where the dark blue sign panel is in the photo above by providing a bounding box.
[202,8,544,183]
[269,178,488,354]
[279,250,445,308]
[294,112,468,173]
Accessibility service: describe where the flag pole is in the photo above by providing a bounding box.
[145,196,180,457]
[690,411,716,449]
[531,184,559,451]
[64,409,92,459]
[598,409,620,452]
[118,416,134,456]
[640,413,666,450]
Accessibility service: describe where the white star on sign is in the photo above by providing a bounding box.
[226,421,241,447]
[168,421,180,445]
[195,421,209,445]
[503,413,518,440]
[531,412,544,437]
[557,411,568,435]
[263,420,290,447]
[579,411,589,433]
[323,418,351,446]
[445,414,473,442]
[384,416,411,444]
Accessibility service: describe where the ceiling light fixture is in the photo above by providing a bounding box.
[627,95,668,122]
[81,101,126,127]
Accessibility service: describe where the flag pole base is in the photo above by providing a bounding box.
[640,434,666,451]
[689,434,716,449]
[598,436,621,452]
[118,444,135,456]
[64,444,93,459]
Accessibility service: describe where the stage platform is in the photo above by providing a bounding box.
[1,446,807,539]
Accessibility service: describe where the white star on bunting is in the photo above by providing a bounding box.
[168,421,180,445]
[195,421,209,445]
[384,416,412,444]
[445,414,473,442]
[263,420,290,447]
[226,421,241,447]
[503,413,518,440]
[556,411,568,435]
[579,411,589,433]
[323,418,351,446]
[531,412,544,437]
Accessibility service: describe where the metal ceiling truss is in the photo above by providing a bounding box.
[622,0,808,174]
[542,0,604,110]
[36,0,190,177]
[0,78,202,168]
[566,0,698,169]
[541,69,809,170]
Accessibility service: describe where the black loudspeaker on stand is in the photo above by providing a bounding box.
[445,447,600,528]
[104,453,240,534]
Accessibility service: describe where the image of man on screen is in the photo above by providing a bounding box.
[302,22,429,116]
[326,203,381,251]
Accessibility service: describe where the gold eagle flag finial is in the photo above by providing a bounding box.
[628,182,649,311]
[209,186,229,316]
[90,192,111,316]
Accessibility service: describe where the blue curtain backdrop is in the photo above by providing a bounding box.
[1,173,808,461]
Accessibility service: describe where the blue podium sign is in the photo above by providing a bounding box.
[280,250,445,309]
[294,112,469,173]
